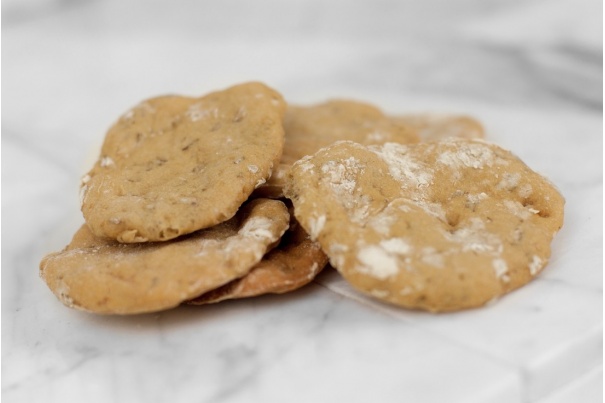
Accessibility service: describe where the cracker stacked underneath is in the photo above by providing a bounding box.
[40,82,328,314]
[40,81,564,314]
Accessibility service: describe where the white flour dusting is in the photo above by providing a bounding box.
[436,140,496,170]
[420,247,445,268]
[357,245,400,280]
[529,255,544,276]
[497,173,521,190]
[492,259,510,282]
[370,142,433,189]
[308,215,326,240]
[444,217,502,254]
[186,103,219,122]
[503,200,537,220]
[100,157,115,167]
[320,156,370,223]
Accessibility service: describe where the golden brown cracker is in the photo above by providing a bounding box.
[81,82,286,243]
[284,139,564,312]
[40,199,290,314]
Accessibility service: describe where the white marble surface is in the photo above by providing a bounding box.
[2,0,602,402]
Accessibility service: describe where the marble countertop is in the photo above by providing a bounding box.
[2,0,602,402]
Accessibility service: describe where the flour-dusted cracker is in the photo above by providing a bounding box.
[81,82,286,243]
[281,100,419,165]
[40,199,290,314]
[254,100,419,199]
[188,217,328,304]
[392,114,485,141]
[284,139,564,312]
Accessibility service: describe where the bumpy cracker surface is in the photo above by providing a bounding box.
[81,82,286,243]
[40,199,290,314]
[284,139,564,312]
[188,218,328,304]
[256,100,419,198]
[254,110,485,199]
[392,114,485,141]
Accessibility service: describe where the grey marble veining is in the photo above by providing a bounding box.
[2,0,602,402]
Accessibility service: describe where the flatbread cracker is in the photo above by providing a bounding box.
[81,82,286,242]
[40,199,290,314]
[284,139,564,312]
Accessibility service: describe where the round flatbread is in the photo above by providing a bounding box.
[81,82,286,242]
[40,199,290,314]
[284,139,564,312]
